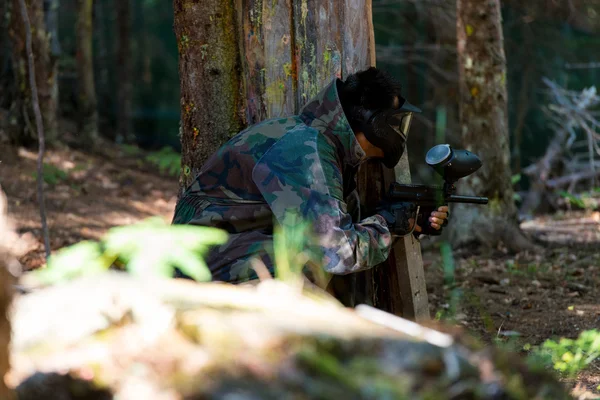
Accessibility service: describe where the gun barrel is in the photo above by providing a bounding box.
[447,195,488,204]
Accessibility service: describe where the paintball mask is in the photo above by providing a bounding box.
[351,98,421,168]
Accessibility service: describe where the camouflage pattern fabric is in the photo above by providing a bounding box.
[173,78,401,284]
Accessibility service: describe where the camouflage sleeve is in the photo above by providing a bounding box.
[252,128,392,275]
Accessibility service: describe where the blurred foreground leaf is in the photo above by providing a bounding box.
[34,217,228,285]
[35,241,113,284]
[104,217,227,281]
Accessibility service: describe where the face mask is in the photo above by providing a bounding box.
[351,98,421,168]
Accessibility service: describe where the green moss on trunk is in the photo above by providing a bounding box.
[173,0,246,193]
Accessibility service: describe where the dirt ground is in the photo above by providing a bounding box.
[1,142,599,398]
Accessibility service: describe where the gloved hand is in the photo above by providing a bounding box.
[415,205,450,236]
[375,200,418,236]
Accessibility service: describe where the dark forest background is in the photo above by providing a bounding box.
[3,0,600,192]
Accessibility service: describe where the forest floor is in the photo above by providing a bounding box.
[1,141,599,398]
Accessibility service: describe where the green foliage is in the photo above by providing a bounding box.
[527,330,600,378]
[558,191,587,209]
[511,173,521,185]
[34,217,228,285]
[558,190,599,210]
[272,212,325,287]
[119,144,143,156]
[32,163,69,186]
[146,146,181,177]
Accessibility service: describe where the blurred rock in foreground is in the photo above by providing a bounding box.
[5,271,571,400]
[0,189,20,400]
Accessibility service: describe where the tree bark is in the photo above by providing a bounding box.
[93,0,111,133]
[115,0,133,143]
[8,0,57,147]
[449,0,534,253]
[173,0,246,193]
[75,0,98,146]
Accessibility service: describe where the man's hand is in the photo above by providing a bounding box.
[414,205,449,233]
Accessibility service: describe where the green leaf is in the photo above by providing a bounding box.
[146,147,181,177]
[34,241,112,284]
[103,217,227,281]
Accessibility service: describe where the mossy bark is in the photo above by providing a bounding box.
[173,0,246,193]
[75,0,98,147]
[8,0,58,148]
[115,0,133,143]
[449,0,534,253]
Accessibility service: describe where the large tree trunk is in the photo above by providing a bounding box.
[173,0,246,192]
[75,0,98,147]
[115,0,133,143]
[8,0,58,147]
[449,0,534,253]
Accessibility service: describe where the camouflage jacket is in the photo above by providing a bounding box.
[172,78,393,283]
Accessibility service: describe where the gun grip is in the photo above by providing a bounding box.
[417,204,446,236]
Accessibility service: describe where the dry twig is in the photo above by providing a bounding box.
[18,0,50,259]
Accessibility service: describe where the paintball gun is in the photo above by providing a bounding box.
[385,144,489,236]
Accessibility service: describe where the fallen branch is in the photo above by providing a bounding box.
[546,170,600,188]
[19,0,50,259]
[520,78,600,215]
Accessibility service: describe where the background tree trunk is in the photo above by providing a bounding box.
[8,0,57,147]
[93,0,111,135]
[173,0,246,193]
[115,0,133,144]
[75,0,98,146]
[449,0,534,253]
[0,1,11,110]
[44,0,60,139]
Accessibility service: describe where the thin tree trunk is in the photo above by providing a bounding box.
[173,0,246,193]
[75,0,98,146]
[19,0,51,259]
[449,0,534,253]
[115,0,133,143]
[93,0,111,133]
[8,0,57,147]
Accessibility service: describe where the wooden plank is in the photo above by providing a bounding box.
[293,0,343,107]
[261,0,295,117]
[237,0,296,122]
[341,0,376,77]
[238,0,268,124]
[389,153,430,321]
